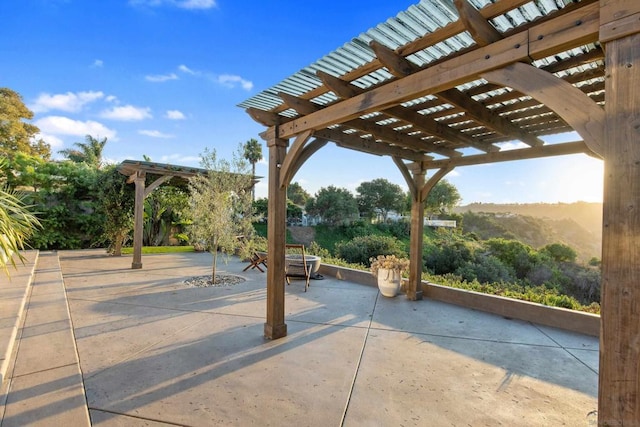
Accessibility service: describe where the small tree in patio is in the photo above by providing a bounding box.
[188,146,256,282]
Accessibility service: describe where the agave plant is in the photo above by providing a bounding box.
[0,160,41,275]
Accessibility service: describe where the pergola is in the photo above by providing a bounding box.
[239,0,640,422]
[117,160,261,269]
[117,159,209,269]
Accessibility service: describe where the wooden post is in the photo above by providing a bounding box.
[264,128,289,340]
[407,163,426,301]
[131,171,145,269]
[598,31,640,424]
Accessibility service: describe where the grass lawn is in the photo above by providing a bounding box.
[121,246,195,254]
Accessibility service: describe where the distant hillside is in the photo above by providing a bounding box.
[454,202,602,262]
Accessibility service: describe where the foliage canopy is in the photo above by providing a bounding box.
[59,135,108,169]
[424,180,461,217]
[305,186,358,226]
[356,178,406,221]
[0,88,50,160]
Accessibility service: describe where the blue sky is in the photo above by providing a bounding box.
[1,0,604,204]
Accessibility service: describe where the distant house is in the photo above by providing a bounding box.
[425,219,456,228]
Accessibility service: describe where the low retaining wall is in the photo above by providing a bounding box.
[319,263,600,337]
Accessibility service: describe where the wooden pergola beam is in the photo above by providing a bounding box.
[423,140,593,169]
[264,128,288,340]
[278,92,319,116]
[130,170,145,270]
[317,70,359,98]
[482,62,604,157]
[314,128,431,162]
[369,40,417,78]
[278,130,313,189]
[247,107,280,126]
[453,0,502,46]
[282,138,328,187]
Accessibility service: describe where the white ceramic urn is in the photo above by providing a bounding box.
[377,267,401,297]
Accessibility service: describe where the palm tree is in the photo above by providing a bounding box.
[242,138,262,201]
[59,135,107,169]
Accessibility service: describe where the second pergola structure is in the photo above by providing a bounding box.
[239,0,639,423]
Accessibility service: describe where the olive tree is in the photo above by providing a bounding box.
[188,147,256,282]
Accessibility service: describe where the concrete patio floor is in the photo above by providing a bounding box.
[1,249,598,426]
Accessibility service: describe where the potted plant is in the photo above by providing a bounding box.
[369,254,409,297]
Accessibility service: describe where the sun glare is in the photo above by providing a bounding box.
[549,155,604,203]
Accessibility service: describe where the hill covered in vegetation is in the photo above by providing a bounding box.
[455,202,602,262]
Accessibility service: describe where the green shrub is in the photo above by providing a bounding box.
[484,238,539,279]
[541,242,577,263]
[307,241,331,259]
[335,234,406,266]
[424,239,475,275]
[455,254,515,284]
[376,220,411,240]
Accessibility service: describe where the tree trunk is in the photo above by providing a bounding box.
[251,162,256,202]
[113,231,124,256]
[211,237,218,283]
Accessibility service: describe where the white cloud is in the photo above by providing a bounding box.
[35,116,117,139]
[138,129,174,138]
[216,74,253,91]
[165,110,186,120]
[175,65,252,91]
[145,73,179,82]
[30,91,104,113]
[129,0,216,10]
[100,105,152,121]
[105,95,118,103]
[34,133,64,148]
[178,0,216,9]
[91,59,103,68]
[178,64,196,75]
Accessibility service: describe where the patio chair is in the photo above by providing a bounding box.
[285,244,311,292]
[243,251,268,273]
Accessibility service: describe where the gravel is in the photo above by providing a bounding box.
[183,274,246,288]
